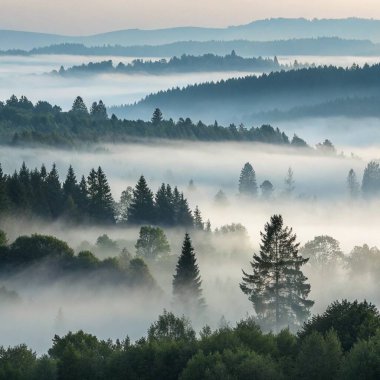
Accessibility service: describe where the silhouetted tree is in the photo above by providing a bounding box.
[127,176,155,225]
[362,160,380,198]
[173,233,205,314]
[239,162,257,197]
[347,168,360,199]
[241,215,313,331]
[136,226,170,260]
[260,180,274,199]
[71,96,88,115]
[151,108,163,126]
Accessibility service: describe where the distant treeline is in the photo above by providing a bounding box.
[54,52,284,76]
[0,95,304,147]
[115,63,380,122]
[1,37,380,57]
[0,161,205,228]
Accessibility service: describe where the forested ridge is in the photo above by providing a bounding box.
[55,52,284,76]
[0,95,301,148]
[115,63,380,121]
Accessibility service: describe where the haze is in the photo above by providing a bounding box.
[1,0,380,34]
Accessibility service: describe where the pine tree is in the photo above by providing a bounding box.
[151,108,163,126]
[87,167,115,224]
[77,175,89,217]
[45,164,63,218]
[71,96,88,115]
[362,160,380,198]
[173,233,205,313]
[193,206,204,230]
[90,100,108,120]
[63,165,78,199]
[0,164,9,212]
[347,168,360,199]
[127,175,155,225]
[238,162,258,197]
[240,215,314,332]
[284,167,295,197]
[155,183,175,226]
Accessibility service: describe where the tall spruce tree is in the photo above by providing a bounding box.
[347,168,360,199]
[0,164,9,212]
[87,167,115,224]
[45,164,63,218]
[151,108,163,126]
[362,160,380,198]
[155,183,175,226]
[71,96,88,115]
[240,214,313,332]
[173,233,205,313]
[127,175,155,225]
[239,162,258,197]
[193,206,204,230]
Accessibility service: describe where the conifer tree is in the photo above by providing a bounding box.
[71,96,88,115]
[240,214,313,332]
[45,164,63,218]
[63,165,78,199]
[284,167,295,197]
[151,108,163,126]
[173,233,205,313]
[0,164,9,212]
[238,162,258,197]
[127,175,155,225]
[155,183,175,226]
[87,167,115,224]
[193,206,204,230]
[347,168,360,199]
[362,160,380,198]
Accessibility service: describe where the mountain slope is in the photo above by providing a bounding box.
[3,18,380,50]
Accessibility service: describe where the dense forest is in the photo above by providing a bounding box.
[0,95,303,148]
[114,63,380,122]
[0,300,378,380]
[54,52,284,76]
[252,95,380,122]
[0,161,207,227]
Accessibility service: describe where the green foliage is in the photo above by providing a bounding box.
[0,95,299,147]
[48,330,112,380]
[147,310,196,343]
[340,330,380,380]
[241,215,313,332]
[135,226,170,260]
[299,299,380,351]
[173,234,205,314]
[180,348,283,380]
[296,330,342,380]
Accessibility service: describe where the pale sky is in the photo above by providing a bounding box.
[1,0,379,35]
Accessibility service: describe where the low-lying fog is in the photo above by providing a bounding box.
[1,54,379,111]
[1,141,380,352]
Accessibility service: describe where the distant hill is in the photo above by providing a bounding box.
[3,18,380,50]
[110,64,380,124]
[54,53,284,76]
[2,37,379,58]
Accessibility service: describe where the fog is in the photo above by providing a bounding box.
[1,140,380,352]
[2,52,380,354]
[1,54,379,111]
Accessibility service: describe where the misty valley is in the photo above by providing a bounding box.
[1,13,380,380]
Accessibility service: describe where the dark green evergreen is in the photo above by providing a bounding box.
[240,215,314,332]
[173,233,205,313]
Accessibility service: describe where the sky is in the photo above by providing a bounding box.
[1,0,380,35]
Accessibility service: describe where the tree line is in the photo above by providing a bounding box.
[55,51,284,76]
[0,161,206,227]
[0,95,306,148]
[0,299,379,380]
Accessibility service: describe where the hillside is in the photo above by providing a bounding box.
[3,18,380,50]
